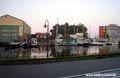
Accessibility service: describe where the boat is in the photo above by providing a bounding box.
[55,34,63,46]
[9,41,21,48]
[30,40,39,48]
[70,33,84,46]
[20,41,29,48]
[55,38,63,45]
[105,42,112,45]
[54,19,63,46]
[21,39,39,48]
[61,39,71,46]
[77,39,84,46]
[30,43,39,47]
[91,42,104,46]
[82,39,91,47]
[61,36,78,46]
[77,39,91,47]
[70,33,91,46]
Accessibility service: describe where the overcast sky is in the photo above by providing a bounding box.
[0,0,120,37]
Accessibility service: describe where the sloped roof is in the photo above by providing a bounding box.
[0,14,31,28]
[0,14,24,22]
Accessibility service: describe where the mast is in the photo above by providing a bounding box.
[82,24,84,39]
[89,26,91,38]
[77,25,78,33]
[74,24,75,34]
[56,18,59,38]
[64,23,67,39]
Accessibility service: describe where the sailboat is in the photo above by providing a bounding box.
[76,33,90,46]
[55,19,63,45]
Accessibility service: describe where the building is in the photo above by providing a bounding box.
[36,32,49,38]
[99,26,105,38]
[35,32,50,43]
[0,14,31,42]
[105,24,120,39]
[99,24,120,39]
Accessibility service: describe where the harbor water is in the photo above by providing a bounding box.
[0,45,120,61]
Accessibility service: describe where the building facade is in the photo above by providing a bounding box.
[36,32,50,42]
[0,14,31,42]
[99,24,120,39]
[36,32,49,38]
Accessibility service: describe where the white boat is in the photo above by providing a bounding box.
[70,33,91,46]
[55,34,63,45]
[91,42,105,46]
[105,41,118,45]
[77,39,91,47]
[55,38,63,44]
[70,33,84,46]
[105,42,112,45]
[82,39,91,46]
[77,39,84,46]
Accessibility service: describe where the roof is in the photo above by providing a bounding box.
[0,14,24,22]
[36,32,50,36]
[0,14,31,28]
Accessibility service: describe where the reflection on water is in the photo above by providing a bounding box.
[0,45,120,60]
[31,47,53,58]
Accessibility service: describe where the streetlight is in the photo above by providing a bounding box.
[44,20,49,59]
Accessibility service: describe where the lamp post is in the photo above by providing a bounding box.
[44,20,49,59]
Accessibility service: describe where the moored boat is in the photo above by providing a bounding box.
[9,41,21,48]
[91,42,104,46]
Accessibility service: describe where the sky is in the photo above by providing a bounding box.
[0,0,120,38]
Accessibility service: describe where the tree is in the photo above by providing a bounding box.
[50,22,88,39]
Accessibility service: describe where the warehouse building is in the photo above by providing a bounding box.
[0,14,31,42]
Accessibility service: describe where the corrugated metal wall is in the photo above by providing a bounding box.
[0,25,19,42]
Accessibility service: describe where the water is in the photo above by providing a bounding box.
[0,45,120,61]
